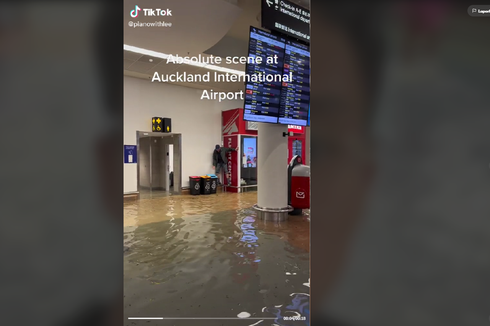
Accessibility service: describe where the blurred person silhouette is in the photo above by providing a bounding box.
[213,144,238,186]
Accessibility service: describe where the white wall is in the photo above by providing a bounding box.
[124,76,242,193]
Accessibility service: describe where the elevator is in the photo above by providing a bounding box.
[136,131,182,198]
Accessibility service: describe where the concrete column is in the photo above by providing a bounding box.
[255,123,290,221]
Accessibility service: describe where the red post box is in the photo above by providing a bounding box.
[290,165,310,209]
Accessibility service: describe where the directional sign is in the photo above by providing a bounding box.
[261,0,310,44]
[124,145,137,164]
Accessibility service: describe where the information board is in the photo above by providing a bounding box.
[243,27,286,124]
[278,40,310,126]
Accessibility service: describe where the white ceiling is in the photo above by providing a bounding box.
[290,0,310,10]
[124,0,242,56]
[124,0,309,91]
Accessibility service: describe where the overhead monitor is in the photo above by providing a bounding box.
[243,27,286,124]
[278,40,310,126]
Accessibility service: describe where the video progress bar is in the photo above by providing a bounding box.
[128,317,277,320]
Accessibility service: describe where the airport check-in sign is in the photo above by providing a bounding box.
[261,0,310,43]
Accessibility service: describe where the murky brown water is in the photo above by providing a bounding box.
[124,192,310,326]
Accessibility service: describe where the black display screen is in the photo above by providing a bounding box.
[278,40,310,126]
[261,0,310,44]
[243,27,286,124]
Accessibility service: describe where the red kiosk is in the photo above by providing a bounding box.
[287,125,306,163]
[221,108,258,193]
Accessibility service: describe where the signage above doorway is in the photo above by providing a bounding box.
[261,0,310,44]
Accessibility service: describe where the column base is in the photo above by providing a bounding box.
[253,204,293,222]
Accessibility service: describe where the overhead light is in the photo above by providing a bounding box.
[124,44,245,76]
[149,58,153,62]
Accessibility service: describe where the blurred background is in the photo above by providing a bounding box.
[312,1,490,326]
[0,2,122,326]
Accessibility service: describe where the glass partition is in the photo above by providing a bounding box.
[240,136,257,187]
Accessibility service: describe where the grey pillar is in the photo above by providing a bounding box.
[254,123,292,221]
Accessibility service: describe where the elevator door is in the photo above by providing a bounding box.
[150,137,166,191]
[137,132,182,197]
[138,137,151,190]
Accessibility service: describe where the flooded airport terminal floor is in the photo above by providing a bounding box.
[124,191,310,326]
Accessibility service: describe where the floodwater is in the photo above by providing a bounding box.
[124,191,310,326]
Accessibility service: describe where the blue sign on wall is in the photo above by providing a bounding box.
[124,145,137,164]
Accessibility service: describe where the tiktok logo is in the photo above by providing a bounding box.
[130,5,141,18]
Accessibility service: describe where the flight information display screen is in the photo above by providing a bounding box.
[243,27,286,124]
[278,40,310,126]
[243,27,310,126]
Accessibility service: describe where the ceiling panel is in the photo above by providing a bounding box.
[137,54,165,65]
[124,70,153,80]
[127,61,158,74]
[152,62,180,75]
[124,59,136,69]
[124,50,143,61]
[204,35,249,61]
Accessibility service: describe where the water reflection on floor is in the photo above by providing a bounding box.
[124,192,310,326]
